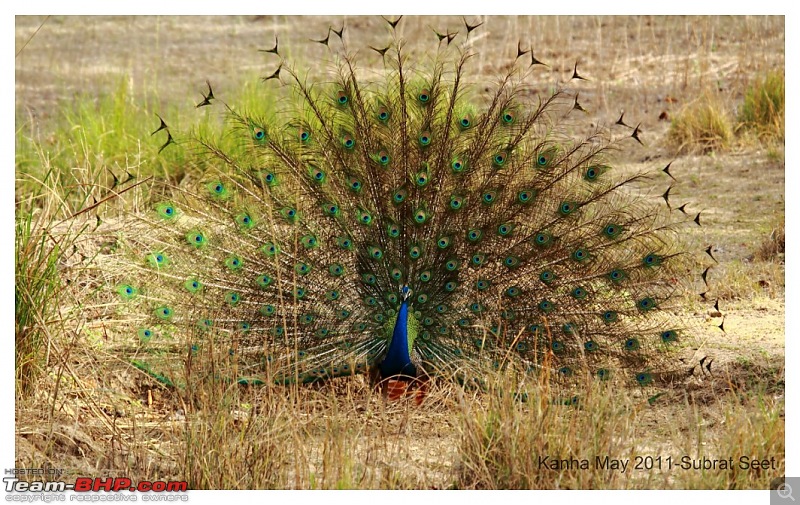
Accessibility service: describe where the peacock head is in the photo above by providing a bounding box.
[401,285,411,301]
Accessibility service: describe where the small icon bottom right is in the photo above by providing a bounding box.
[772,477,798,504]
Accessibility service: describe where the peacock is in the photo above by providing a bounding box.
[106,16,712,397]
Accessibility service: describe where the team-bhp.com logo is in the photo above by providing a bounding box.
[4,475,188,501]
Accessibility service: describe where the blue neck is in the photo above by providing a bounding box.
[379,299,416,378]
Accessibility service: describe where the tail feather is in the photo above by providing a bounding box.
[100,18,710,393]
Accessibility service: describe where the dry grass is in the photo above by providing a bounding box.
[16,339,784,489]
[668,90,734,154]
[711,261,785,301]
[754,222,785,262]
[667,68,785,155]
[455,374,784,489]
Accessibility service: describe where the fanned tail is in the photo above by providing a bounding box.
[100,18,711,395]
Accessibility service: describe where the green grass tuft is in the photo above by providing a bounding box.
[15,163,93,398]
[16,72,279,212]
[15,211,60,397]
[738,71,784,140]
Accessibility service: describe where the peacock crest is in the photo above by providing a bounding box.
[106,16,713,395]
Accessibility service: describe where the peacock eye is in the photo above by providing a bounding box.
[419,131,431,146]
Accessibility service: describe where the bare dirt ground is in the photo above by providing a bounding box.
[15,15,785,489]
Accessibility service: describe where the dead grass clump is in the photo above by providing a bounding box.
[754,222,785,262]
[668,90,734,154]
